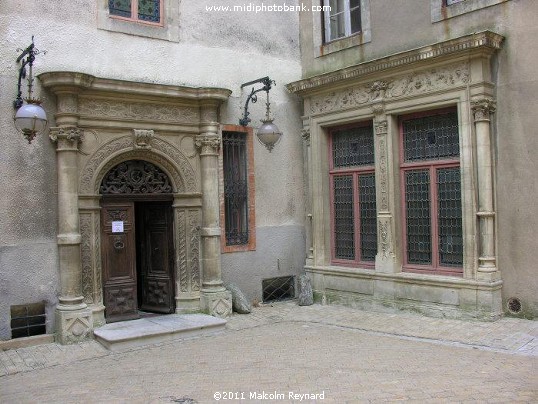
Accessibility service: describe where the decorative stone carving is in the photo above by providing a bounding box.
[79,98,199,123]
[56,309,93,345]
[309,62,470,115]
[195,134,221,155]
[49,127,82,143]
[472,98,496,122]
[176,210,188,293]
[379,218,393,260]
[188,209,201,292]
[301,128,311,146]
[226,283,251,314]
[133,129,154,149]
[80,214,94,304]
[297,274,314,306]
[79,136,197,194]
[100,160,173,194]
[57,93,78,114]
[375,130,389,212]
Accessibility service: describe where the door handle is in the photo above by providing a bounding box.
[114,239,125,250]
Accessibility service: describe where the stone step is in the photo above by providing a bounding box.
[93,314,226,351]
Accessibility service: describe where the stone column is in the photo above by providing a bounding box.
[301,126,314,265]
[196,106,232,317]
[50,126,93,343]
[371,95,398,273]
[472,98,499,280]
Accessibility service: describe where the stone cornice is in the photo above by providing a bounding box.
[38,71,232,104]
[286,31,504,95]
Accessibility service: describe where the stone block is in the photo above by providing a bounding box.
[226,283,251,314]
[297,274,314,306]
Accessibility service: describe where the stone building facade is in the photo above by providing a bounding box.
[287,0,537,320]
[0,0,304,342]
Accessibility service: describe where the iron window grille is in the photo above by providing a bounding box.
[223,131,249,246]
[262,276,295,302]
[400,109,463,276]
[11,303,46,339]
[329,122,377,266]
[323,0,362,42]
[109,0,163,25]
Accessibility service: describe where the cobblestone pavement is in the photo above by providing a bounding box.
[1,302,537,403]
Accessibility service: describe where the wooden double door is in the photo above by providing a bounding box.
[101,200,175,322]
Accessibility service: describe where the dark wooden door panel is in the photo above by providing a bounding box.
[137,203,175,314]
[101,201,139,322]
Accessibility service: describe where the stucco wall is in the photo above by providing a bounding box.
[297,0,537,317]
[0,0,304,339]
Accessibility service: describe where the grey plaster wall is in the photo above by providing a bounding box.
[221,225,306,302]
[297,0,538,317]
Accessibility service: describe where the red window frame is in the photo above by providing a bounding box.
[329,121,376,268]
[109,0,164,27]
[399,108,463,276]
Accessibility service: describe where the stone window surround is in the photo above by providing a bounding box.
[431,0,511,22]
[97,0,180,42]
[219,124,257,254]
[287,31,504,319]
[108,0,164,26]
[313,0,371,57]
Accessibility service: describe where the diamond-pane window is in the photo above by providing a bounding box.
[330,122,376,266]
[401,110,462,275]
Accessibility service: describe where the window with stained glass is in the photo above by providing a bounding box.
[400,110,463,275]
[323,0,362,42]
[330,123,377,266]
[109,0,163,25]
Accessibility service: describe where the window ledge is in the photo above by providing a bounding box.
[318,32,371,57]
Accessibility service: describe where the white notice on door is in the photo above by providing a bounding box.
[112,221,124,233]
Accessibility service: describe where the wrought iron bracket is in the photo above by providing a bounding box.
[14,36,45,110]
[239,76,275,126]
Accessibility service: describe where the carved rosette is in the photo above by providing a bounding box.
[133,129,154,149]
[195,134,221,156]
[472,99,496,122]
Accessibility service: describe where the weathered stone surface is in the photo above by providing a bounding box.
[298,274,314,306]
[226,283,251,314]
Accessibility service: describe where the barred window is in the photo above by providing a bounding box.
[400,110,463,275]
[330,123,377,265]
[109,0,163,25]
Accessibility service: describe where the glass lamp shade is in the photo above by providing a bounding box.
[14,101,48,143]
[256,119,282,152]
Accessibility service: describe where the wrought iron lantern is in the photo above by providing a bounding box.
[239,76,282,152]
[13,37,48,144]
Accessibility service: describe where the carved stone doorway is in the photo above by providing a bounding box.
[100,160,176,322]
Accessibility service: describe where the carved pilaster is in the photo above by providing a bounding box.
[471,98,498,277]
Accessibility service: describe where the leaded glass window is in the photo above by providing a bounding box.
[223,131,249,246]
[109,0,162,25]
[330,123,377,265]
[400,110,463,275]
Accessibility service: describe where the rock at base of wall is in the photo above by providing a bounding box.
[297,274,314,306]
[226,283,252,314]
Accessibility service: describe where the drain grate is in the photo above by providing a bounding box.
[10,302,46,339]
[262,276,295,302]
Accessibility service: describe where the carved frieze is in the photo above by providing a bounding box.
[309,62,469,115]
[79,99,199,123]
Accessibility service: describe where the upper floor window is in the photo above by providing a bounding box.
[323,0,361,42]
[330,122,377,266]
[109,0,163,25]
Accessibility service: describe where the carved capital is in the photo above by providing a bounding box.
[49,127,82,150]
[133,129,154,149]
[195,134,221,156]
[472,98,496,122]
[374,120,388,136]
